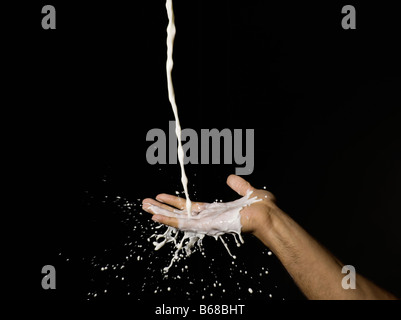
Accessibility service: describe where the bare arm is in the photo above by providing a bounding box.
[142,175,397,300]
[254,202,396,299]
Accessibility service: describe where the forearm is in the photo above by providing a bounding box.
[254,206,397,300]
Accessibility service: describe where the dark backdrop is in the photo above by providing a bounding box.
[2,1,400,301]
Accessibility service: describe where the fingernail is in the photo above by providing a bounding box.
[152,215,161,222]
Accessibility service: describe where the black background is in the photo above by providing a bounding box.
[2,1,400,302]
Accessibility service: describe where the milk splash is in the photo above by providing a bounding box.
[150,191,261,272]
[152,0,261,273]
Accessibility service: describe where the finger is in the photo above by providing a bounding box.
[142,200,185,219]
[142,198,180,214]
[156,194,206,212]
[152,214,179,229]
[226,174,256,196]
[144,203,182,219]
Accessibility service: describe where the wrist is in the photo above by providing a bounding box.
[253,202,283,247]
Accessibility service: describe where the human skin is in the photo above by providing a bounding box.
[142,174,397,300]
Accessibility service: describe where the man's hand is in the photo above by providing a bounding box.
[142,174,277,235]
[142,174,398,300]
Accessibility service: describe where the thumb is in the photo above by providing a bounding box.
[226,174,256,196]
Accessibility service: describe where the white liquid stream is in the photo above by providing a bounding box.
[151,0,261,273]
[166,0,192,217]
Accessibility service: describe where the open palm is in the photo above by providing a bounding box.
[142,175,277,236]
